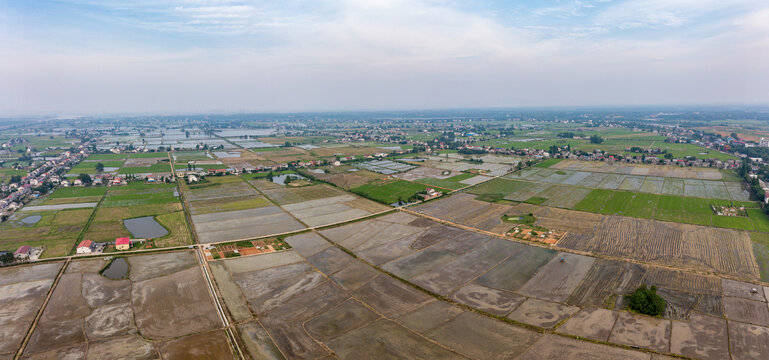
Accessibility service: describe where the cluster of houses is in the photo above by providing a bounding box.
[1,150,88,219]
[1,237,141,266]
[0,237,136,266]
[76,237,135,255]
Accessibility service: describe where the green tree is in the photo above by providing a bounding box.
[589,135,604,144]
[95,162,104,172]
[78,173,92,185]
[628,285,666,316]
[0,251,14,264]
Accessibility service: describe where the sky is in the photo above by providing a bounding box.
[0,0,768,115]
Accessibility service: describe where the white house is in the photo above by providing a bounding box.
[76,240,94,254]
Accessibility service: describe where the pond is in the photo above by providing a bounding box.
[21,215,42,225]
[123,216,168,238]
[102,258,129,280]
[271,174,306,186]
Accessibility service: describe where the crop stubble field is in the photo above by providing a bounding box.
[416,193,761,279]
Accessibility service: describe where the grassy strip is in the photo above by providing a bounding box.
[534,158,563,168]
[68,188,110,255]
[751,232,769,282]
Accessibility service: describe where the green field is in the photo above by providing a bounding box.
[470,176,764,231]
[0,168,27,184]
[70,160,125,171]
[119,162,172,174]
[748,209,769,232]
[250,147,282,152]
[751,232,769,282]
[48,186,107,198]
[86,153,128,160]
[534,158,563,168]
[414,173,476,190]
[130,151,169,158]
[524,196,547,205]
[0,208,94,258]
[477,135,736,161]
[172,151,211,161]
[467,178,532,202]
[83,181,190,245]
[352,179,428,204]
[573,189,762,230]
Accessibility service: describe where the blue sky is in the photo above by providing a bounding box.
[1,0,767,115]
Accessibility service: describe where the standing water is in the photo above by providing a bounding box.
[123,216,168,238]
[102,258,129,280]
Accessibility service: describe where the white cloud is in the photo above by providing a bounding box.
[0,0,768,115]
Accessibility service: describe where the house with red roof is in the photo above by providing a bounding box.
[77,240,94,254]
[115,237,130,251]
[14,245,31,260]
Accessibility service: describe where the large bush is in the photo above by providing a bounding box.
[628,285,666,316]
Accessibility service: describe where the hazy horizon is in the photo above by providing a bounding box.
[1,0,768,115]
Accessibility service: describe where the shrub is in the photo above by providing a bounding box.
[628,285,666,316]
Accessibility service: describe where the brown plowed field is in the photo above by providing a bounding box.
[558,216,759,279]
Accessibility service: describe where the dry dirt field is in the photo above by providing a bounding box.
[19,251,233,359]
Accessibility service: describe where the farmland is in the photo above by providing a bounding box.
[548,159,732,180]
[0,208,93,257]
[18,251,233,359]
[301,166,384,189]
[351,179,428,204]
[468,175,764,231]
[0,263,62,359]
[4,113,769,360]
[259,182,389,227]
[183,176,305,243]
[2,181,769,359]
[414,172,480,190]
[83,182,192,247]
[415,192,762,279]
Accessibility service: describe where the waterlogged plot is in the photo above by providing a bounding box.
[517,253,595,302]
[261,184,389,227]
[0,263,62,358]
[597,173,626,189]
[640,176,665,194]
[618,175,645,191]
[413,193,512,233]
[576,172,609,187]
[22,251,229,359]
[727,182,751,201]
[518,334,650,360]
[550,160,727,180]
[192,207,305,243]
[540,185,591,208]
[209,248,488,359]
